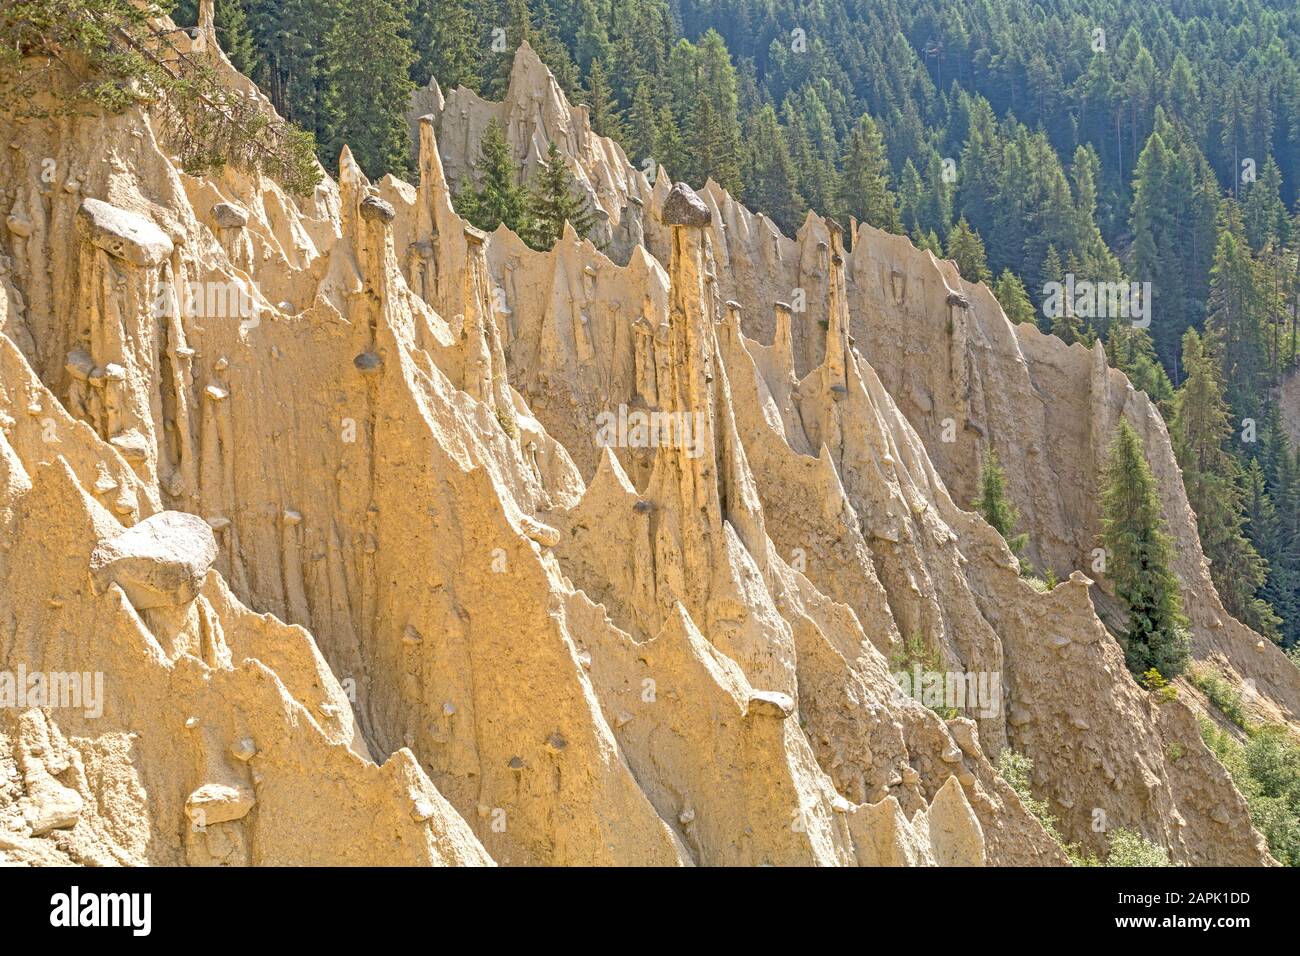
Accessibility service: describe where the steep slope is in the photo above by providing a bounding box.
[0,19,1281,866]
[422,42,1300,735]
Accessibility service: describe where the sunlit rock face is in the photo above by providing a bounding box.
[0,25,1282,867]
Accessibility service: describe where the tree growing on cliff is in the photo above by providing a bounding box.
[1100,419,1190,679]
[973,449,1029,572]
[456,119,530,235]
[0,0,320,193]
[994,269,1036,325]
[525,141,594,249]
[946,216,991,284]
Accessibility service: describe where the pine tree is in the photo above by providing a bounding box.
[215,0,258,76]
[686,33,743,194]
[1171,329,1280,638]
[626,80,657,168]
[897,159,923,236]
[973,449,1029,571]
[1100,418,1190,679]
[525,141,594,249]
[1041,244,1083,344]
[1105,323,1175,408]
[837,114,898,232]
[1243,156,1291,253]
[410,0,480,91]
[322,0,416,178]
[741,105,802,234]
[584,58,624,142]
[1244,458,1298,642]
[457,119,529,235]
[946,216,991,284]
[652,103,685,183]
[994,269,1037,325]
[1205,214,1270,424]
[918,150,954,237]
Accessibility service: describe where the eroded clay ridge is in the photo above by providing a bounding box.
[0,22,1280,865]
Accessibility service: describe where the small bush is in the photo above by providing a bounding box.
[995,749,1095,864]
[888,634,959,719]
[1189,665,1246,727]
[1139,667,1178,703]
[1201,718,1300,866]
[1105,828,1171,866]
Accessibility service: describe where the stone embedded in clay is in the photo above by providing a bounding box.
[747,690,795,719]
[661,182,711,227]
[108,429,150,462]
[6,214,33,237]
[64,349,94,381]
[90,510,218,610]
[360,196,396,224]
[519,515,560,547]
[184,783,255,825]
[76,198,174,267]
[211,202,250,229]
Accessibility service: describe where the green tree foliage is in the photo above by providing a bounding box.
[583,57,623,142]
[1105,323,1174,408]
[456,118,529,234]
[410,0,480,92]
[321,0,415,178]
[838,113,900,233]
[0,0,320,193]
[973,449,1028,571]
[1171,329,1280,639]
[993,269,1036,326]
[946,216,991,284]
[742,104,802,234]
[1203,720,1300,866]
[525,141,594,249]
[1100,419,1190,679]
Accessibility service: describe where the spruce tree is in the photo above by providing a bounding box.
[839,113,901,233]
[973,449,1029,571]
[1171,329,1280,638]
[1243,156,1290,252]
[1205,213,1270,423]
[946,216,991,284]
[626,80,657,168]
[526,141,594,249]
[897,159,923,236]
[322,0,416,178]
[677,29,743,195]
[584,58,624,142]
[994,269,1037,325]
[1100,419,1190,679]
[457,119,529,235]
[410,0,480,91]
[1106,323,1175,408]
[741,105,802,233]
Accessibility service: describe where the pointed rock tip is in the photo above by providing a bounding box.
[591,445,637,496]
[662,182,711,227]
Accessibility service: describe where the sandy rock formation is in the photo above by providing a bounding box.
[0,29,1285,866]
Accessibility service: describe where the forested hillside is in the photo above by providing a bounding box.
[167,0,1300,648]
